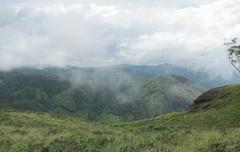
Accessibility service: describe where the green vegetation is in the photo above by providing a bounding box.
[0,70,207,122]
[1,85,240,151]
[134,75,207,118]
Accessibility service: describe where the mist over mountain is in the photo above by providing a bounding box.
[0,0,239,80]
[0,64,209,122]
[11,64,239,88]
[1,0,240,151]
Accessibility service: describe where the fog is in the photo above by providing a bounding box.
[0,0,240,79]
[61,67,142,103]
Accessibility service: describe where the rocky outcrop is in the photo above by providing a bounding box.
[187,86,227,112]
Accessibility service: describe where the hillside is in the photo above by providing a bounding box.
[121,85,240,129]
[1,85,240,151]
[114,85,240,151]
[133,75,207,118]
[0,70,207,122]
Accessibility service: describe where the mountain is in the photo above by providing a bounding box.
[11,64,240,88]
[0,68,207,122]
[124,85,240,130]
[117,64,240,88]
[1,85,240,151]
[133,75,207,118]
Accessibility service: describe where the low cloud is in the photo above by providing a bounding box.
[0,0,240,79]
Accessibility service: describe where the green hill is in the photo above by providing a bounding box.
[134,75,207,118]
[0,70,207,122]
[1,85,240,152]
[120,85,240,128]
[115,85,240,151]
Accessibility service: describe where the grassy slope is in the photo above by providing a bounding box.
[1,85,240,151]
[0,109,117,152]
[124,85,240,129]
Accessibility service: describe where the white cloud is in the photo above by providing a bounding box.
[0,0,240,79]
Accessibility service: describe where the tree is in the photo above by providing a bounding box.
[225,38,240,74]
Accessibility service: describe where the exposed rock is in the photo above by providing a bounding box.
[187,86,227,112]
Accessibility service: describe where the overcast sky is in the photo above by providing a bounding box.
[0,0,240,79]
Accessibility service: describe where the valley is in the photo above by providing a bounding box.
[0,65,240,152]
[0,65,208,122]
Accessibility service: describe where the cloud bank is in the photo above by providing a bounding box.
[0,0,240,79]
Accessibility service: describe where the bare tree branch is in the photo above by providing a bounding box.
[225,38,240,75]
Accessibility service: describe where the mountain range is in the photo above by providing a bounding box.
[0,64,209,122]
[11,64,239,87]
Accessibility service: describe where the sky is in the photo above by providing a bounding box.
[0,0,240,79]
